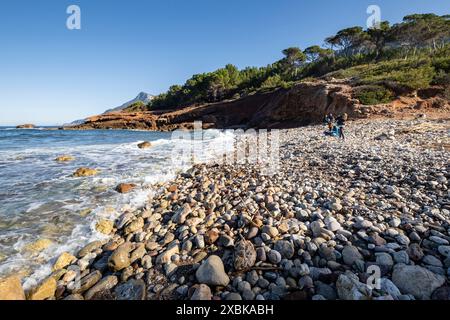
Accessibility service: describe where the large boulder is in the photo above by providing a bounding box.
[392,264,446,299]
[0,276,25,300]
[196,255,230,286]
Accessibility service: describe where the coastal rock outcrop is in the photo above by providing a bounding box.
[73,168,98,177]
[66,80,449,132]
[16,124,35,129]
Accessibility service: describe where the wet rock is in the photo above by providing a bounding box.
[115,183,137,194]
[0,276,25,300]
[73,168,98,177]
[78,241,103,258]
[52,252,76,271]
[25,239,53,252]
[28,277,57,300]
[96,219,114,235]
[55,155,75,162]
[138,141,152,149]
[108,243,133,271]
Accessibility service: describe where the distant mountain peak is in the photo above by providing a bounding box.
[103,92,154,114]
[66,91,154,126]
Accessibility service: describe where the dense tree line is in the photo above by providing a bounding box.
[149,14,449,110]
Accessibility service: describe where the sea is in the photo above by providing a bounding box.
[0,126,234,288]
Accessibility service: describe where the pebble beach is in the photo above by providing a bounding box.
[2,117,450,301]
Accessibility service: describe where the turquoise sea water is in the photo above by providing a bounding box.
[0,127,232,287]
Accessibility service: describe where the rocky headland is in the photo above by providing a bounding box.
[3,117,449,300]
[66,79,449,132]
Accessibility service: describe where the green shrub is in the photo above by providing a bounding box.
[124,101,147,112]
[432,69,450,86]
[353,85,395,105]
[260,75,286,89]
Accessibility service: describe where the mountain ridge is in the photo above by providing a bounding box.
[66,92,154,126]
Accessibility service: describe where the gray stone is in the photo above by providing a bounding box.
[196,255,230,286]
[336,272,372,300]
[392,264,446,299]
[423,255,443,267]
[274,240,295,259]
[342,245,363,266]
[191,284,212,300]
[84,276,118,300]
[267,250,282,264]
[379,278,401,298]
[392,250,409,264]
[225,292,242,300]
[114,279,146,300]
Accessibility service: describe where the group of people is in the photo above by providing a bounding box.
[323,113,347,140]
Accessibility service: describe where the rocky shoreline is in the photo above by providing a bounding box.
[1,117,449,300]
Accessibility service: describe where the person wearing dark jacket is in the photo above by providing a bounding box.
[336,113,347,140]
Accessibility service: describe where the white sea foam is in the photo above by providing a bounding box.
[0,128,235,289]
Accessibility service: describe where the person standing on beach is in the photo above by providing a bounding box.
[324,113,334,132]
[336,113,347,140]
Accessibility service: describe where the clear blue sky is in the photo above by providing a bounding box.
[0,0,448,125]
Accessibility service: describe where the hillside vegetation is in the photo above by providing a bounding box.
[133,14,449,111]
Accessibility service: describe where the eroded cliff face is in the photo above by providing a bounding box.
[68,80,449,131]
